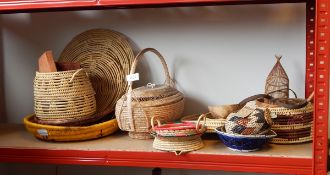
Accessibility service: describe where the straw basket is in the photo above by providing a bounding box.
[181,113,225,133]
[59,29,134,121]
[254,100,313,144]
[24,114,118,141]
[34,69,96,125]
[115,48,184,139]
[151,116,205,155]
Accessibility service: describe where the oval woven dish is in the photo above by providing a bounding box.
[24,114,119,142]
[215,126,276,152]
[59,29,134,121]
[181,113,225,133]
[34,69,96,125]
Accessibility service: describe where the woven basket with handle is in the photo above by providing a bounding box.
[34,69,96,125]
[115,48,184,139]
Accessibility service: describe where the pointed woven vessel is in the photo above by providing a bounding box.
[265,55,289,98]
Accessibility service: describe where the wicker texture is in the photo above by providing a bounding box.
[116,48,184,139]
[153,135,204,155]
[225,101,272,135]
[254,100,313,144]
[181,113,225,133]
[59,29,134,121]
[24,114,118,142]
[208,104,241,119]
[34,69,96,125]
[151,116,205,155]
[265,55,289,98]
[152,115,205,137]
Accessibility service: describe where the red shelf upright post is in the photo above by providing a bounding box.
[313,0,329,174]
[306,1,315,98]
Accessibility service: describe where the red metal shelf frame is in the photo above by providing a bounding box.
[0,0,329,174]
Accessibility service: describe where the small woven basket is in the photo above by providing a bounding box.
[151,116,206,155]
[24,114,118,142]
[215,126,277,152]
[255,100,313,144]
[153,135,204,155]
[116,48,184,139]
[180,113,225,133]
[34,69,96,125]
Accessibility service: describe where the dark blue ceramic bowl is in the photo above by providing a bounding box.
[215,126,277,152]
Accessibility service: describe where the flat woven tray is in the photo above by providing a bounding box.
[59,28,134,121]
[24,114,118,142]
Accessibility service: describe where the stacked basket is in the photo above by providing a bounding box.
[151,116,206,155]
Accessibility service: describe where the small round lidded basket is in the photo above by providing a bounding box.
[34,69,96,125]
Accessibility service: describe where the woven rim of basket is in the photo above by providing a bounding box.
[59,28,134,120]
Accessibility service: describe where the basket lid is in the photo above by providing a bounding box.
[132,83,180,99]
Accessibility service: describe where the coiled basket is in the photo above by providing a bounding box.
[34,69,96,125]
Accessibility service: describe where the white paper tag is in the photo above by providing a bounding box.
[37,129,48,137]
[126,73,139,82]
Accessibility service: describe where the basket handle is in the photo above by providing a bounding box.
[151,116,161,129]
[69,69,85,83]
[196,114,206,133]
[128,48,172,88]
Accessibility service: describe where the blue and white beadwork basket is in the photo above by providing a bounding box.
[215,126,277,152]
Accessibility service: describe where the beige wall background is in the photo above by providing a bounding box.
[0,3,307,175]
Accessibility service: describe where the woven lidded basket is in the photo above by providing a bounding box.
[34,69,96,125]
[59,29,134,122]
[24,114,118,141]
[254,100,313,144]
[115,48,184,139]
[181,113,225,133]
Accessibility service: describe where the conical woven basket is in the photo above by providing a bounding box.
[115,48,184,139]
[265,55,289,98]
[34,69,96,125]
[59,29,134,122]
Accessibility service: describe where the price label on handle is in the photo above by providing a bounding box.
[126,73,139,82]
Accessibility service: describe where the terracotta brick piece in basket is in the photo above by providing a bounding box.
[115,48,185,139]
